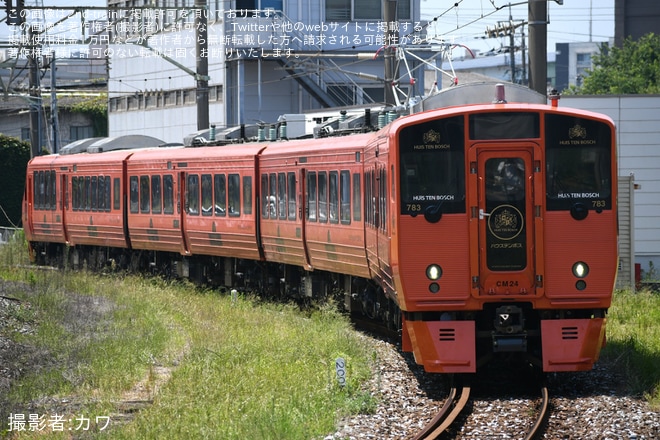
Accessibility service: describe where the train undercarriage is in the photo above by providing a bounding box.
[29,241,401,330]
[29,241,607,373]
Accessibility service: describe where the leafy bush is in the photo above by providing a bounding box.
[0,134,31,227]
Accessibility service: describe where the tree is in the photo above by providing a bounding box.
[65,94,108,137]
[0,134,31,228]
[568,33,660,95]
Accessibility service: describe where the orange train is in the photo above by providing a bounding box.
[23,90,617,373]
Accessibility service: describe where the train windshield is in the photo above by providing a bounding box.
[399,115,466,215]
[545,114,613,211]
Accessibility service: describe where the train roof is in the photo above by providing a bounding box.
[59,135,168,155]
[391,100,616,135]
[414,82,547,112]
[125,142,267,163]
[259,132,373,158]
[28,148,142,167]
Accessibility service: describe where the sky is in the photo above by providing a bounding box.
[420,0,616,55]
[1,0,615,56]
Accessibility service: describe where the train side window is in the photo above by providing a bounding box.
[113,178,121,211]
[329,171,338,224]
[39,171,46,210]
[49,171,57,210]
[187,174,199,215]
[71,177,78,211]
[140,175,150,214]
[243,176,252,215]
[44,171,50,210]
[269,173,277,219]
[130,176,139,213]
[85,176,91,211]
[43,171,50,210]
[214,174,226,216]
[261,174,269,219]
[99,176,107,211]
[340,170,351,224]
[391,165,395,201]
[307,172,317,222]
[163,175,174,214]
[42,171,47,210]
[43,171,49,210]
[380,168,387,231]
[77,177,84,211]
[352,173,361,222]
[228,173,240,216]
[318,171,327,223]
[97,177,105,211]
[33,171,39,210]
[364,171,372,226]
[201,174,212,216]
[152,175,162,214]
[104,177,111,212]
[278,172,286,219]
[287,172,296,220]
[80,177,86,211]
[91,176,98,211]
[78,176,83,211]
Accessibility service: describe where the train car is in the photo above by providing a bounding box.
[124,144,265,281]
[22,84,617,375]
[259,137,369,275]
[385,97,617,373]
[22,155,68,262]
[22,150,133,266]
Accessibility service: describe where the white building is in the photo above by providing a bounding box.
[563,94,660,285]
[107,0,431,143]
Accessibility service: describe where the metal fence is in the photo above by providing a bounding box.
[0,227,20,244]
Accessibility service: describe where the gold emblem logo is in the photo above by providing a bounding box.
[488,204,524,240]
[494,208,518,230]
[423,129,441,144]
[568,124,587,139]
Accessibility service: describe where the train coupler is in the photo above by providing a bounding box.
[492,333,528,352]
[492,304,527,352]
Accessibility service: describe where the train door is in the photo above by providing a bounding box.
[179,171,191,255]
[474,146,538,296]
[364,164,380,278]
[23,172,34,238]
[299,168,313,270]
[61,174,70,243]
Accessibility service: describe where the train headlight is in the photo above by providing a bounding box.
[426,264,443,280]
[572,262,589,278]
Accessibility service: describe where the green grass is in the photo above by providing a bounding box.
[0,237,377,439]
[601,288,660,405]
[2,233,660,439]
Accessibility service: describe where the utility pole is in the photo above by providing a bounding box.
[50,55,60,153]
[195,0,209,130]
[383,0,399,106]
[508,11,515,83]
[521,25,527,86]
[528,0,547,96]
[28,26,43,158]
[484,15,526,84]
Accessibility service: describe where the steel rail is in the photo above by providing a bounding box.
[411,383,471,440]
[524,383,550,440]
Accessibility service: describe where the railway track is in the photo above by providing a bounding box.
[411,378,550,440]
[524,382,550,440]
[411,378,471,440]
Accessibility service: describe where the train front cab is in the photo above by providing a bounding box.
[392,106,617,373]
[23,155,67,263]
